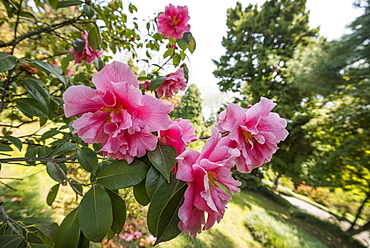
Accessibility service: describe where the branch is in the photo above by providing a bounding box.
[0,155,77,164]
[52,162,83,197]
[0,201,22,235]
[0,14,83,48]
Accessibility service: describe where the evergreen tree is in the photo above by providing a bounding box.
[171,84,206,137]
[212,0,319,179]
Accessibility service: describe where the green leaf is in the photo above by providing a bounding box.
[147,175,187,244]
[163,48,174,58]
[93,58,105,71]
[76,147,98,174]
[46,162,67,184]
[78,185,113,242]
[26,232,44,244]
[77,232,90,247]
[106,189,126,234]
[28,60,66,86]
[0,53,17,72]
[25,147,38,165]
[97,160,148,189]
[88,23,101,52]
[28,243,53,248]
[0,143,12,151]
[46,183,60,206]
[32,222,58,245]
[188,37,196,53]
[0,235,24,247]
[177,38,189,51]
[49,0,58,9]
[72,38,85,53]
[91,4,110,29]
[182,32,193,44]
[4,136,22,151]
[15,98,48,118]
[134,180,150,206]
[83,4,95,19]
[41,129,59,141]
[55,208,80,248]
[56,0,83,9]
[50,142,77,157]
[23,76,50,106]
[145,166,166,200]
[148,145,177,183]
[149,76,166,91]
[172,54,181,67]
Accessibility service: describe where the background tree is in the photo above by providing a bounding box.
[171,84,207,137]
[213,0,319,180]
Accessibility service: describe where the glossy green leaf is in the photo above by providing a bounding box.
[28,244,53,248]
[78,185,113,242]
[29,60,66,86]
[0,143,13,151]
[88,23,101,52]
[26,232,44,244]
[0,235,24,247]
[41,129,59,141]
[163,48,174,58]
[15,98,48,118]
[188,37,196,53]
[172,54,181,67]
[37,146,52,158]
[83,4,95,19]
[97,159,148,189]
[4,136,22,151]
[77,232,90,247]
[76,147,98,174]
[50,142,77,157]
[72,38,85,53]
[32,222,58,245]
[134,180,150,206]
[145,166,166,200]
[106,189,126,234]
[148,145,177,183]
[25,147,38,165]
[49,0,58,9]
[55,208,80,248]
[0,53,17,72]
[46,162,67,184]
[147,175,187,244]
[46,183,60,206]
[176,38,189,51]
[23,77,50,106]
[93,58,105,71]
[149,76,166,91]
[56,0,83,9]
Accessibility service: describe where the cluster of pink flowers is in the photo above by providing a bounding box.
[63,3,289,241]
[70,30,103,64]
[157,4,191,40]
[175,98,288,237]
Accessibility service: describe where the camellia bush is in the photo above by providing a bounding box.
[0,1,288,247]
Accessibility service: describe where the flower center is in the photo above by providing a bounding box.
[207,171,218,188]
[101,106,122,115]
[242,130,256,146]
[170,16,179,26]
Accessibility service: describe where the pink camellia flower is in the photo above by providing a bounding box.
[157,4,191,40]
[70,30,103,64]
[156,68,187,98]
[176,128,241,238]
[159,118,197,155]
[63,61,174,163]
[216,97,289,173]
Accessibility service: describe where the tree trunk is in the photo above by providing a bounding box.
[346,190,370,234]
[347,220,370,236]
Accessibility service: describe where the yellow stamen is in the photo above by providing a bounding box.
[243,130,256,146]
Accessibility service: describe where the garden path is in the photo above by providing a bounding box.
[281,195,370,247]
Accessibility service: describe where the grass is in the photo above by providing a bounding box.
[155,188,365,248]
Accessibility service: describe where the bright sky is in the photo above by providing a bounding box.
[131,0,363,118]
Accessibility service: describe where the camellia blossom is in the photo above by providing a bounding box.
[156,68,187,98]
[63,61,174,163]
[159,118,197,155]
[216,97,289,173]
[157,4,191,40]
[176,128,241,238]
[70,30,103,64]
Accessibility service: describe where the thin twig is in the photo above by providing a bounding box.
[0,155,77,164]
[53,162,83,197]
[0,201,22,235]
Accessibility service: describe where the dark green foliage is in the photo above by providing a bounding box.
[171,84,206,136]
